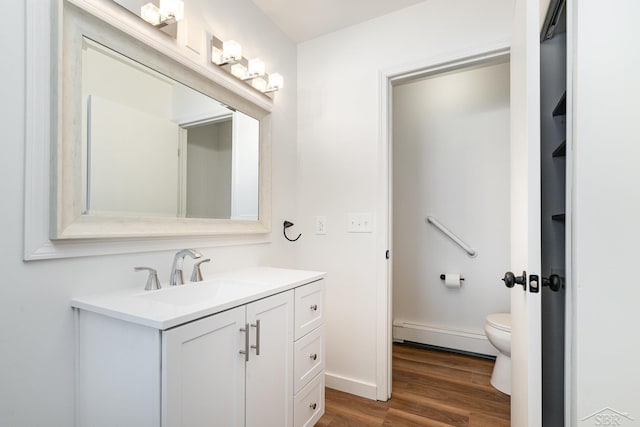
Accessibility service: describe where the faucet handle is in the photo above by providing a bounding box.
[135,266,161,291]
[170,249,203,286]
[190,258,211,283]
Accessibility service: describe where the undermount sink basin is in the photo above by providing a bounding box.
[136,279,268,307]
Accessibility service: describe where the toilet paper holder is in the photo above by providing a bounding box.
[439,274,465,281]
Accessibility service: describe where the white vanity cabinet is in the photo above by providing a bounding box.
[163,291,293,427]
[72,268,325,427]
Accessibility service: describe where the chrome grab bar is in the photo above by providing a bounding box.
[425,216,477,257]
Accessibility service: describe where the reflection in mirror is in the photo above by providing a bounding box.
[82,38,259,221]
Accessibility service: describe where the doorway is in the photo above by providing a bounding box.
[391,57,511,357]
[378,46,512,400]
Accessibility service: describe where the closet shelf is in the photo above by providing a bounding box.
[552,140,566,157]
[552,91,566,116]
[552,213,566,222]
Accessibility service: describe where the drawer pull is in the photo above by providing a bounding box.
[310,304,318,311]
[309,353,318,361]
[309,403,317,410]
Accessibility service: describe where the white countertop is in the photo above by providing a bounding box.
[71,267,325,330]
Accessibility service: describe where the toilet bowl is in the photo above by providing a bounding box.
[484,312,511,395]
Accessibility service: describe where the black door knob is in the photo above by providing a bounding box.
[503,271,516,288]
[542,274,563,292]
[503,271,527,290]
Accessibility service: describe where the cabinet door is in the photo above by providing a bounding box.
[246,291,294,427]
[162,306,246,427]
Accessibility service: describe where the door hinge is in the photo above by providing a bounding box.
[385,250,390,259]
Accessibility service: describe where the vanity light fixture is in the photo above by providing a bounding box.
[140,3,162,26]
[252,74,283,93]
[247,58,266,79]
[267,73,284,92]
[223,40,243,62]
[251,77,267,92]
[228,58,266,81]
[210,36,284,94]
[211,38,243,65]
[230,63,248,80]
[140,0,184,28]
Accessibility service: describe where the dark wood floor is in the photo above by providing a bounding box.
[316,343,510,426]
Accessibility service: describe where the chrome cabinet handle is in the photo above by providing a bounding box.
[310,304,318,311]
[309,353,317,361]
[309,403,317,410]
[250,319,261,356]
[239,323,249,362]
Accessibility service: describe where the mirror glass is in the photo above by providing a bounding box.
[81,37,259,221]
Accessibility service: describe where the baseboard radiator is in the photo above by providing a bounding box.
[393,320,497,357]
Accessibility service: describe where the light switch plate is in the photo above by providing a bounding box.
[316,216,327,235]
[348,213,373,233]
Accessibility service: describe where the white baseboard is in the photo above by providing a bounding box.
[393,320,497,356]
[324,372,378,400]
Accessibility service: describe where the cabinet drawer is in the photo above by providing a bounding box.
[294,279,324,340]
[294,325,325,393]
[293,371,324,427]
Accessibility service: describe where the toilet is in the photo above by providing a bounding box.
[484,312,511,395]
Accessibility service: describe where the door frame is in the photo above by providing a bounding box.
[376,43,511,400]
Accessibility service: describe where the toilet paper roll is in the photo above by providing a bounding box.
[444,273,461,288]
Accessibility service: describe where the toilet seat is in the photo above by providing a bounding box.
[486,313,511,332]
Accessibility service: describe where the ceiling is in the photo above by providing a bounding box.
[250,0,428,43]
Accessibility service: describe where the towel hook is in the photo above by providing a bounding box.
[283,220,301,242]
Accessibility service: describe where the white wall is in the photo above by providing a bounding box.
[571,1,640,425]
[296,0,515,398]
[0,1,297,425]
[392,60,511,353]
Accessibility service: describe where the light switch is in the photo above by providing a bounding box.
[348,213,373,233]
[316,216,327,235]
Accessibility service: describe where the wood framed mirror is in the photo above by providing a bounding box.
[53,1,272,239]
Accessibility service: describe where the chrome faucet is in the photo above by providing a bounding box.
[169,249,202,286]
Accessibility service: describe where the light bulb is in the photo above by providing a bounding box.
[159,0,184,21]
[141,3,162,26]
[267,73,284,91]
[222,40,242,63]
[211,45,224,65]
[252,78,267,92]
[231,63,248,79]
[247,58,265,78]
